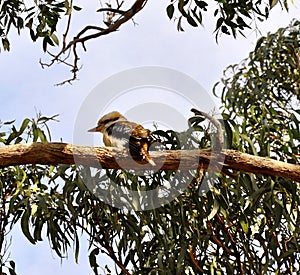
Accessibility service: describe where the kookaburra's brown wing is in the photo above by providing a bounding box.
[106,121,155,166]
[130,124,153,162]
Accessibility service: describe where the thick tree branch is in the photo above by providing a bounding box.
[0,143,299,182]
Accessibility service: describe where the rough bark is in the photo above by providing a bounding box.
[0,142,299,182]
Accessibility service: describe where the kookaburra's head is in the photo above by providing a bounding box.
[88,111,126,133]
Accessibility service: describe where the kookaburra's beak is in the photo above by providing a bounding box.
[88,126,101,132]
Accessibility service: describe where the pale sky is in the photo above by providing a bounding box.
[1,1,299,274]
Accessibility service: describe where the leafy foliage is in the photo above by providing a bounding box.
[1,10,300,275]
[0,0,291,53]
[0,113,59,274]
[2,94,299,274]
[0,0,81,52]
[213,19,300,273]
[0,113,215,274]
[166,0,289,38]
[0,0,292,84]
[215,19,300,161]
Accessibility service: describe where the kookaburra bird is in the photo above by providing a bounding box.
[88,111,155,166]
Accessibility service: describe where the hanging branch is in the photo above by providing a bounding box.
[40,0,148,85]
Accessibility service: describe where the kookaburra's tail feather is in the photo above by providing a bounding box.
[130,140,155,166]
[144,155,156,166]
[148,159,156,166]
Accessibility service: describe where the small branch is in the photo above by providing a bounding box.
[191,108,224,151]
[55,42,81,86]
[207,219,233,255]
[291,45,300,74]
[74,26,106,41]
[97,8,126,14]
[0,143,299,182]
[43,0,148,85]
[62,0,73,49]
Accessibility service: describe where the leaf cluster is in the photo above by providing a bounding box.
[0,114,213,274]
[212,19,300,273]
[0,0,81,52]
[0,0,292,54]
[166,0,289,38]
[0,104,299,274]
[0,113,59,273]
[216,20,300,161]
[2,19,300,271]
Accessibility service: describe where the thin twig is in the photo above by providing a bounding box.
[63,0,73,49]
[97,8,126,14]
[291,45,300,74]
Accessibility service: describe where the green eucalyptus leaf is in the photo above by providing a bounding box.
[89,248,100,274]
[73,6,82,11]
[166,4,175,20]
[186,13,198,27]
[2,38,10,51]
[21,205,36,244]
[50,33,59,45]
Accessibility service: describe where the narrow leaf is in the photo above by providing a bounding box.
[21,206,36,244]
[166,4,175,20]
[50,33,59,46]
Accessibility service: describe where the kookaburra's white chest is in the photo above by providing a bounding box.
[103,132,128,148]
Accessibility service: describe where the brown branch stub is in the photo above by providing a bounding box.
[191,108,224,151]
[291,45,300,73]
[0,143,299,182]
[97,8,126,14]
